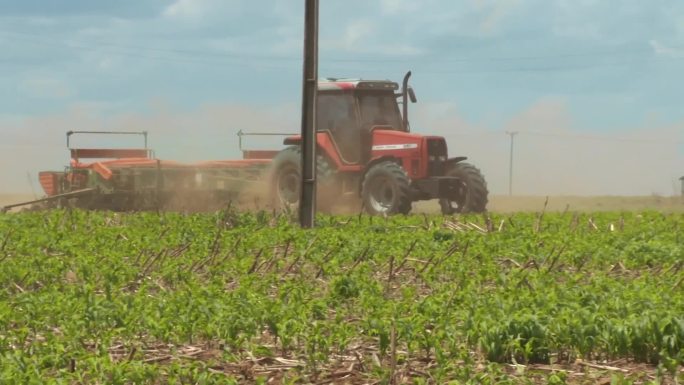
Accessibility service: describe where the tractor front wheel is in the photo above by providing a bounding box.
[439,162,488,214]
[361,161,412,216]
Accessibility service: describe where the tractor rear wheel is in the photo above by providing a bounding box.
[361,161,412,216]
[270,146,336,212]
[439,162,488,214]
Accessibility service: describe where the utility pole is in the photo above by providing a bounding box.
[299,0,319,228]
[506,131,517,196]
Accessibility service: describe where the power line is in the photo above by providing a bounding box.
[325,48,661,63]
[1,29,682,72]
[8,29,680,63]
[519,130,684,144]
[0,31,299,70]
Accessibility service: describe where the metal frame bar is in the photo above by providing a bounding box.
[1,188,97,212]
[66,130,148,149]
[236,130,295,152]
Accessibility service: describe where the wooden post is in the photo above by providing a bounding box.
[299,0,319,228]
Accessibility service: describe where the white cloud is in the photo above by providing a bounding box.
[321,18,423,55]
[26,17,58,27]
[477,0,522,35]
[163,0,202,18]
[380,0,422,15]
[505,97,572,133]
[649,40,684,58]
[19,75,74,99]
[162,0,226,20]
[343,20,375,48]
[97,56,117,70]
[408,0,525,39]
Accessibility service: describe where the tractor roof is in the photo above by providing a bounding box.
[318,78,399,92]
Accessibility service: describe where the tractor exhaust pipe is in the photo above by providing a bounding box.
[402,71,412,132]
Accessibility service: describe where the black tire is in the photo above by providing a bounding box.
[270,146,337,211]
[439,162,488,214]
[361,161,412,216]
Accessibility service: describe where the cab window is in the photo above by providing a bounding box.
[358,92,403,131]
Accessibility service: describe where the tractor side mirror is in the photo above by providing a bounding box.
[408,87,417,103]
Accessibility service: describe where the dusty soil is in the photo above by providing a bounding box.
[2,193,683,213]
[415,195,684,214]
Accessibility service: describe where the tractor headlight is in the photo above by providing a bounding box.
[438,156,447,161]
[429,156,436,161]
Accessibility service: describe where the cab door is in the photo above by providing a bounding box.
[316,92,361,164]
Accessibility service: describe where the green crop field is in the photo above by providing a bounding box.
[1,209,682,384]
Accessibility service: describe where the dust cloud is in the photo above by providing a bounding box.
[0,101,298,194]
[1,98,683,200]
[412,98,684,196]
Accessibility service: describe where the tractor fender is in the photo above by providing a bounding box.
[446,156,468,166]
[358,155,402,195]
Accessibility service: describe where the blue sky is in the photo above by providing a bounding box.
[1,0,683,195]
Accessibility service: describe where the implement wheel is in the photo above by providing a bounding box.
[270,146,336,212]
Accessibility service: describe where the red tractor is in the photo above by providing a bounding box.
[270,71,488,215]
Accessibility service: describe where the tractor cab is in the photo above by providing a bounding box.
[316,74,413,164]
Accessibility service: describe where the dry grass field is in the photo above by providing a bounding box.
[413,195,684,213]
[474,195,684,213]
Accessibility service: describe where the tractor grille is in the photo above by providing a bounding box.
[426,138,447,176]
